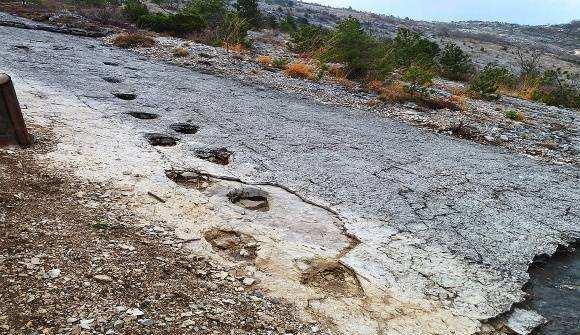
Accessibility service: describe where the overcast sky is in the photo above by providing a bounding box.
[302,0,579,25]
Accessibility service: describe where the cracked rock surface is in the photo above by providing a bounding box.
[0,20,579,335]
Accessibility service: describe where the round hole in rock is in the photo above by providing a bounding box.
[196,148,232,165]
[113,92,136,100]
[227,188,269,212]
[128,112,158,120]
[103,76,122,83]
[171,123,199,134]
[146,134,178,147]
[204,229,258,261]
[165,170,211,190]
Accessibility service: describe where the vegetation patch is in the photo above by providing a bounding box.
[284,62,313,79]
[112,32,155,48]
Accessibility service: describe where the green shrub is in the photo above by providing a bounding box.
[123,0,149,21]
[505,109,524,121]
[469,64,516,100]
[403,65,434,91]
[532,69,579,109]
[439,42,473,81]
[137,9,206,36]
[235,0,261,28]
[186,0,227,25]
[272,57,289,69]
[280,15,298,33]
[288,24,328,53]
[216,12,250,46]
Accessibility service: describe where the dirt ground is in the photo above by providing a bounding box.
[0,136,326,335]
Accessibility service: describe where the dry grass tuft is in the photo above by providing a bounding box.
[172,46,190,58]
[284,62,314,79]
[336,77,357,90]
[380,82,461,111]
[367,80,384,93]
[113,32,156,48]
[450,94,469,111]
[257,55,273,67]
[379,82,412,103]
[224,43,248,54]
[328,64,347,79]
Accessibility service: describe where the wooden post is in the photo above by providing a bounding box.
[0,73,31,147]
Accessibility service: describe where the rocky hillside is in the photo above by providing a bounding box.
[260,0,579,63]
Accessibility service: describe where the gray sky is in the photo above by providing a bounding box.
[302,0,579,25]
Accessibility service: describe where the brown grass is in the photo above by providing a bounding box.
[112,32,156,48]
[450,94,469,111]
[367,80,384,93]
[172,46,190,58]
[284,62,314,79]
[379,82,412,103]
[336,77,357,90]
[379,82,461,111]
[257,55,273,67]
[328,64,347,79]
[223,43,248,54]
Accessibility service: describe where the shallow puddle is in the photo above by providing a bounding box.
[523,243,579,335]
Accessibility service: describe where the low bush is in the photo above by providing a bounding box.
[288,24,328,54]
[112,32,155,48]
[172,46,190,57]
[272,57,289,70]
[379,82,460,110]
[235,0,261,28]
[137,10,206,36]
[123,0,148,21]
[469,64,516,100]
[284,62,313,79]
[530,69,579,109]
[505,109,525,121]
[257,55,273,66]
[280,15,298,33]
[367,80,384,93]
[188,0,227,25]
[216,12,249,47]
[403,65,434,90]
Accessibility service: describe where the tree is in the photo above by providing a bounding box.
[320,17,379,79]
[439,42,474,81]
[235,0,261,28]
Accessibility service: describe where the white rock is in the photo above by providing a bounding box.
[506,308,547,335]
[119,244,135,251]
[46,268,61,279]
[242,277,256,286]
[126,308,145,317]
[94,274,113,282]
[79,319,94,330]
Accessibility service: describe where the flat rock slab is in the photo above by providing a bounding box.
[0,18,578,335]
